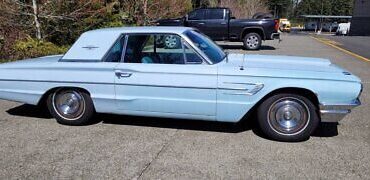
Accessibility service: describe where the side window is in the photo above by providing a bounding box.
[123,34,203,65]
[188,9,206,20]
[104,36,125,62]
[206,9,224,20]
[183,43,203,64]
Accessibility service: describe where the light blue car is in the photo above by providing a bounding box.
[0,27,362,141]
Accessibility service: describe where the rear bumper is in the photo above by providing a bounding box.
[270,33,280,40]
[319,99,361,122]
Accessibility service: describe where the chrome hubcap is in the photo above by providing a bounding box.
[164,35,178,48]
[268,97,310,135]
[52,90,85,120]
[246,35,259,48]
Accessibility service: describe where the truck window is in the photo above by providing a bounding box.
[206,9,224,20]
[188,9,206,20]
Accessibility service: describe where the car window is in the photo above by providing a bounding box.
[104,36,125,62]
[188,9,206,20]
[123,34,203,65]
[183,42,203,64]
[206,9,224,20]
[184,30,226,64]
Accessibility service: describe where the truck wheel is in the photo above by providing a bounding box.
[257,93,319,142]
[243,33,262,50]
[47,88,95,126]
[164,35,180,49]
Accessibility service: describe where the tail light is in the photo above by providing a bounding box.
[274,19,279,31]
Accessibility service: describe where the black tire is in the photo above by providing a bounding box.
[243,32,262,50]
[257,93,319,142]
[47,88,95,126]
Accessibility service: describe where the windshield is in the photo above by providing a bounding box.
[184,30,226,64]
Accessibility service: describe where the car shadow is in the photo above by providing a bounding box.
[312,122,339,137]
[7,104,53,119]
[100,113,254,133]
[6,104,338,138]
[219,44,276,51]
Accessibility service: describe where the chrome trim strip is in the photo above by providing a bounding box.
[319,99,361,122]
[59,59,101,62]
[0,79,216,90]
[220,83,264,96]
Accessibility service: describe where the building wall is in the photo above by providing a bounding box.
[350,0,370,36]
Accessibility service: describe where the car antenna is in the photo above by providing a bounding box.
[240,54,245,70]
[225,51,229,63]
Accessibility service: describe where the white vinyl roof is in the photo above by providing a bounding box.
[61,26,193,61]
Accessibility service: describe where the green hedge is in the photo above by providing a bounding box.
[12,37,69,61]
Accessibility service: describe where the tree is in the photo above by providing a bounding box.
[195,0,268,18]
[267,0,293,18]
[296,0,353,16]
[120,0,192,25]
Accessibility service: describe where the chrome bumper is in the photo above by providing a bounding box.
[319,99,361,123]
[271,33,280,40]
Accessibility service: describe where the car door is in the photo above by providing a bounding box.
[202,9,228,40]
[114,33,217,120]
[187,9,208,35]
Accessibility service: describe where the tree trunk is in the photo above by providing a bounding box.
[143,0,148,25]
[32,0,42,40]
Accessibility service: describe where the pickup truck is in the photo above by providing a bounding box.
[156,8,280,50]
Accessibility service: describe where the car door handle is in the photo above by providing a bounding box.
[198,22,205,25]
[115,70,132,78]
[221,22,227,25]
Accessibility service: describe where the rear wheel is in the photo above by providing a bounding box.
[257,93,319,142]
[47,88,95,126]
[243,32,262,50]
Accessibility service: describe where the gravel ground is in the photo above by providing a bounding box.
[0,33,369,179]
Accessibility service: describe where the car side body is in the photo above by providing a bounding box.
[0,27,362,141]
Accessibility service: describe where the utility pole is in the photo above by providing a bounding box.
[319,0,324,33]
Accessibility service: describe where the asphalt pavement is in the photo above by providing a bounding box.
[0,33,369,179]
[323,35,370,59]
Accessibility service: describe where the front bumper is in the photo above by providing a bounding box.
[319,99,361,123]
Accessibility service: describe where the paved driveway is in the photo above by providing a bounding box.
[0,34,369,179]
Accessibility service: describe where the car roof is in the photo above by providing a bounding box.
[61,26,194,61]
[86,26,194,36]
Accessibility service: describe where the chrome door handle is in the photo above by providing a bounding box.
[198,22,205,25]
[115,70,132,78]
[221,22,227,25]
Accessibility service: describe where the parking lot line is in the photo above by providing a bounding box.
[311,36,370,63]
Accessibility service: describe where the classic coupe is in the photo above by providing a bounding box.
[0,27,362,141]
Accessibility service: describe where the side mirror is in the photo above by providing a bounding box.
[231,16,236,19]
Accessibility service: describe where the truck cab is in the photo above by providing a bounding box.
[157,8,280,50]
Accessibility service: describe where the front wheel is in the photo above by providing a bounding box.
[257,94,319,142]
[164,35,180,49]
[47,88,95,126]
[243,32,262,50]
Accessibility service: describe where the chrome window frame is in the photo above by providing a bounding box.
[119,32,211,65]
[101,34,126,63]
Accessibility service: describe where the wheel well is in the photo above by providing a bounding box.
[241,28,265,40]
[37,87,91,107]
[240,87,319,122]
[261,88,319,107]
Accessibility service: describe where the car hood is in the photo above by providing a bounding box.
[219,53,361,82]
